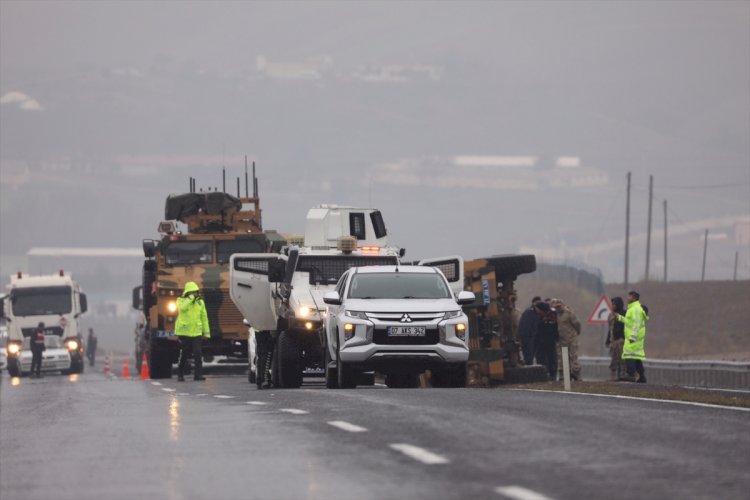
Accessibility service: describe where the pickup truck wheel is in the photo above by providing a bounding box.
[325,340,338,389]
[277,331,302,388]
[336,332,356,389]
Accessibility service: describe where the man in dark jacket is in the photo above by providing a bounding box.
[86,328,98,367]
[534,302,559,380]
[30,322,46,378]
[518,296,541,366]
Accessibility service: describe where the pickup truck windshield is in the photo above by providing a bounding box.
[165,241,212,265]
[348,273,451,299]
[11,286,72,316]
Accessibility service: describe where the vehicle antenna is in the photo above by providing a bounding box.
[236,177,240,198]
[244,156,249,198]
[253,161,258,199]
[222,167,226,193]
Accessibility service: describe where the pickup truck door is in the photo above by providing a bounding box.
[229,254,285,331]
[418,255,464,296]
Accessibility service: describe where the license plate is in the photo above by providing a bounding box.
[388,326,426,337]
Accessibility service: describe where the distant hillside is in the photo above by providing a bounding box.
[515,276,750,361]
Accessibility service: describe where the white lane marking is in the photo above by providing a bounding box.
[327,420,368,433]
[162,388,176,393]
[495,485,554,500]
[389,443,449,465]
[151,382,162,386]
[195,393,208,397]
[246,401,268,405]
[214,395,235,399]
[513,389,750,412]
[178,393,190,396]
[279,408,309,415]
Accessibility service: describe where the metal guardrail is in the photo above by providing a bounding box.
[580,356,750,390]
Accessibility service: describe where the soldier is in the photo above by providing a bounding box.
[86,328,98,367]
[518,296,541,365]
[552,298,582,381]
[534,301,558,380]
[175,281,210,381]
[606,297,627,381]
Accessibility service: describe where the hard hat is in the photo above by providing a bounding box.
[183,281,200,295]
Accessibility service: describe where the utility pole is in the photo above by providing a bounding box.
[734,251,738,281]
[701,229,709,282]
[663,199,668,282]
[645,174,653,281]
[625,172,631,287]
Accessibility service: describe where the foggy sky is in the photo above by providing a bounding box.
[1,0,749,285]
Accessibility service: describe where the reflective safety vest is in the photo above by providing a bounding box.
[617,300,648,360]
[175,290,210,338]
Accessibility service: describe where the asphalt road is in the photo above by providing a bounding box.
[1,370,748,500]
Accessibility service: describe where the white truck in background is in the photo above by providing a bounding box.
[1,270,88,376]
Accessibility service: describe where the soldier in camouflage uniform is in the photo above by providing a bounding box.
[606,296,627,381]
[552,298,582,381]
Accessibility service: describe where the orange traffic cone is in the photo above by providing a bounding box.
[103,355,110,375]
[140,354,150,380]
[121,358,131,379]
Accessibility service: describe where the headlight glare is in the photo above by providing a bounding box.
[66,340,79,351]
[167,301,178,313]
[455,323,467,341]
[7,343,20,355]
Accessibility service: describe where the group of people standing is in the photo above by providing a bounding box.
[517,290,649,383]
[517,296,582,381]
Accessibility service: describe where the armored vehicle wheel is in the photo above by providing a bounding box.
[503,365,550,384]
[385,373,419,388]
[149,344,172,379]
[488,254,537,279]
[277,331,302,388]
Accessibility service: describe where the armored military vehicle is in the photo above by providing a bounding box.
[139,168,285,378]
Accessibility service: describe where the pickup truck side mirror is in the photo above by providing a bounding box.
[456,291,476,305]
[323,291,341,306]
[80,293,88,314]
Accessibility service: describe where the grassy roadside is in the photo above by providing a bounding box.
[503,380,750,409]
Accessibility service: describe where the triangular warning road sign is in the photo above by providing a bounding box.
[587,295,613,324]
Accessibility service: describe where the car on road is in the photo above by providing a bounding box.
[19,336,71,375]
[323,265,475,388]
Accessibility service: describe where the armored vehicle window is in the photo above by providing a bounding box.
[348,273,451,299]
[370,211,387,239]
[165,241,212,265]
[349,213,366,240]
[11,286,72,316]
[297,255,398,285]
[217,239,266,264]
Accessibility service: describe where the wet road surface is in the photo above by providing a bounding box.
[1,370,749,500]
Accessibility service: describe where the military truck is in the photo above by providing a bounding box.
[1,270,88,376]
[230,205,419,388]
[139,170,286,378]
[461,255,548,385]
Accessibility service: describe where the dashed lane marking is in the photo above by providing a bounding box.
[246,401,268,405]
[389,444,449,465]
[195,393,208,397]
[495,486,552,500]
[495,486,554,500]
[151,382,162,386]
[279,408,309,415]
[214,395,235,399]
[162,388,176,393]
[178,393,190,396]
[327,420,368,433]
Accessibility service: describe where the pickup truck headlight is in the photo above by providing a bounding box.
[345,310,368,320]
[455,323,467,341]
[443,310,462,320]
